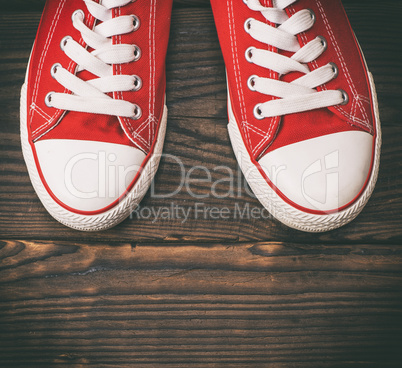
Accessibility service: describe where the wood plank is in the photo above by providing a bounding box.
[1,3,401,367]
[1,240,401,367]
[0,2,401,243]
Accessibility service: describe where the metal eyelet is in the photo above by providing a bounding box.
[247,75,258,91]
[133,45,141,61]
[60,35,72,51]
[44,92,55,108]
[50,63,61,79]
[253,104,265,120]
[307,8,316,23]
[317,36,327,51]
[329,62,338,78]
[338,89,349,105]
[71,9,84,23]
[245,46,255,63]
[132,75,142,91]
[130,104,142,120]
[244,18,253,34]
[131,15,140,31]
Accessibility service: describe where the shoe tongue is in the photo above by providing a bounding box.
[41,110,134,146]
[263,103,364,156]
[42,5,136,149]
[43,68,134,146]
[260,48,364,157]
[280,1,373,135]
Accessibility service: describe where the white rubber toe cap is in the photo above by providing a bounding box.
[34,139,146,212]
[258,131,373,212]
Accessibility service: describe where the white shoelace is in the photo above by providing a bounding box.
[45,0,142,120]
[244,0,348,120]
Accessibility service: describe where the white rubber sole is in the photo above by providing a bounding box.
[227,71,381,232]
[20,82,167,231]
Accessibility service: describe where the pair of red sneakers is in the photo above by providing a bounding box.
[21,0,381,232]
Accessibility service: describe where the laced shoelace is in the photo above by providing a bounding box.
[45,0,142,120]
[243,0,348,120]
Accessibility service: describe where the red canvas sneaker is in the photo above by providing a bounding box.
[20,0,173,231]
[211,0,381,232]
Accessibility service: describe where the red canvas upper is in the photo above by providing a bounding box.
[26,0,173,154]
[210,0,375,160]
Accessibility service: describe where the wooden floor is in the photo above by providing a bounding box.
[1,0,402,367]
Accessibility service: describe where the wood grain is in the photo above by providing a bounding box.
[1,240,402,367]
[0,4,402,243]
[0,1,402,367]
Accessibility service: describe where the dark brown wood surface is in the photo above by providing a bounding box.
[1,0,402,367]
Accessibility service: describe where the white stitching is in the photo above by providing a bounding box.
[124,0,154,151]
[316,0,370,129]
[148,0,153,118]
[228,0,252,150]
[132,118,151,148]
[30,0,66,137]
[245,122,273,138]
[115,4,150,151]
[289,3,371,131]
[150,0,157,145]
[244,120,272,137]
[30,0,66,125]
[31,102,51,120]
[251,0,279,156]
[32,1,93,139]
